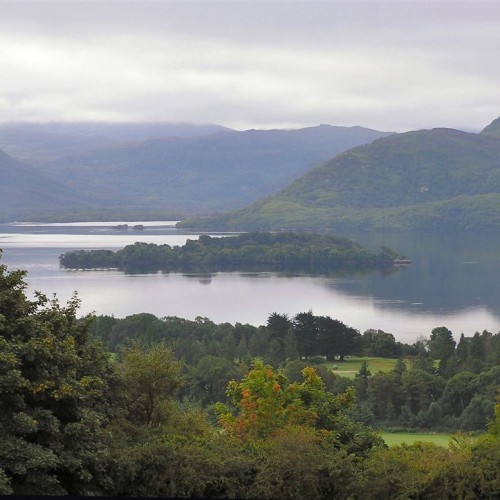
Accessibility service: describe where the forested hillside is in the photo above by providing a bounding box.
[180,117,500,231]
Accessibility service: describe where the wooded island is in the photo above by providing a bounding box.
[59,231,403,274]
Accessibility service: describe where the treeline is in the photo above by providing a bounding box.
[59,231,402,273]
[1,256,499,498]
[353,329,500,432]
[91,311,500,433]
[92,311,417,364]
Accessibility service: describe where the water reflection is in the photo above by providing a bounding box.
[0,223,499,341]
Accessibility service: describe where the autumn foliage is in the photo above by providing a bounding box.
[216,360,355,440]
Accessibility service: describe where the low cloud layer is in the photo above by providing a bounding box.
[1,1,499,131]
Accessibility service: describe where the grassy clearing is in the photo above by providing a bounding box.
[381,432,452,447]
[325,357,398,379]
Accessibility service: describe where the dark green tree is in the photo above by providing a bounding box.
[0,254,115,495]
[293,311,318,359]
[187,355,244,405]
[317,316,341,361]
[362,329,399,357]
[266,312,292,342]
[354,360,372,400]
[428,326,456,361]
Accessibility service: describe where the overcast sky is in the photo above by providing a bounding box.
[1,0,499,132]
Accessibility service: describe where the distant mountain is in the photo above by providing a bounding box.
[0,149,89,221]
[179,117,500,232]
[481,116,500,136]
[0,122,230,164]
[36,124,393,214]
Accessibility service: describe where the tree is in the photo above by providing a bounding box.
[354,360,371,400]
[402,369,445,416]
[367,372,402,421]
[187,355,244,406]
[456,333,469,365]
[468,331,487,372]
[116,341,184,426]
[317,315,359,361]
[355,440,500,500]
[266,312,292,342]
[428,326,456,361]
[283,329,299,361]
[215,360,357,441]
[487,400,500,437]
[362,329,399,357]
[440,371,478,417]
[392,357,407,380]
[0,254,115,495]
[249,426,358,500]
[293,311,318,359]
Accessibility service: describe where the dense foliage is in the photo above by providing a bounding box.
[0,253,115,495]
[1,255,499,498]
[91,311,499,434]
[59,231,401,274]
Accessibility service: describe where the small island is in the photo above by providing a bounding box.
[59,231,406,274]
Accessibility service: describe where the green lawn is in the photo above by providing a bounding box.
[325,357,399,379]
[381,432,453,447]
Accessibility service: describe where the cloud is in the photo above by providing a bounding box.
[1,1,499,131]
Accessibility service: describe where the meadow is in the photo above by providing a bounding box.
[325,357,399,378]
[381,432,453,447]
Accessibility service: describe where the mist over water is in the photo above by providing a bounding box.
[1,222,499,343]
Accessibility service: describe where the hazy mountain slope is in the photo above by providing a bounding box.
[179,123,500,232]
[0,127,115,164]
[40,125,392,213]
[0,149,90,221]
[0,122,230,165]
[481,116,500,136]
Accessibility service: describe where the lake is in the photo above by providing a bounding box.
[1,221,499,344]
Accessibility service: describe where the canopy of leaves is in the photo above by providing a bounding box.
[0,252,115,495]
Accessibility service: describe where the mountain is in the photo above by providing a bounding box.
[481,116,500,136]
[36,124,393,214]
[0,122,230,165]
[179,118,500,232]
[0,149,90,222]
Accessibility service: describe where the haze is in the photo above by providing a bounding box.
[1,0,499,131]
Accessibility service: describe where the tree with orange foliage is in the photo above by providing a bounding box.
[215,360,356,441]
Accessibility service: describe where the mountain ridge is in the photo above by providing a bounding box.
[33,124,393,214]
[178,117,500,232]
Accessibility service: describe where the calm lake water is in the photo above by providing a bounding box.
[1,221,499,344]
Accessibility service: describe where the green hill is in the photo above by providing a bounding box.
[481,116,500,136]
[179,119,500,232]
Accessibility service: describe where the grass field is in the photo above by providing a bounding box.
[324,357,399,378]
[381,432,453,447]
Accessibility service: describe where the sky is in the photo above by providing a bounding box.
[1,0,500,132]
